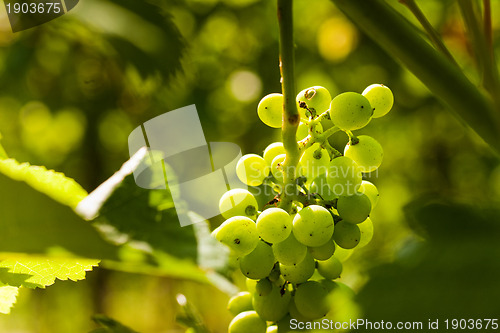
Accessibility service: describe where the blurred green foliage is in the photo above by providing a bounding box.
[0,0,499,332]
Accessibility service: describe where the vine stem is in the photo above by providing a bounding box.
[400,0,457,65]
[278,0,300,212]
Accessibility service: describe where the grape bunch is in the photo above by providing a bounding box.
[212,84,394,333]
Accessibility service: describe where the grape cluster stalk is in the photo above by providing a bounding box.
[212,84,394,333]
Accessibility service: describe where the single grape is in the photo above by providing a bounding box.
[337,193,371,224]
[299,143,330,180]
[239,241,275,279]
[280,252,315,284]
[296,86,332,119]
[255,278,273,296]
[256,207,292,244]
[358,217,374,248]
[308,239,336,261]
[317,255,343,279]
[329,92,372,131]
[296,121,323,141]
[252,283,291,322]
[310,173,337,200]
[362,84,394,118]
[270,154,286,183]
[333,221,360,249]
[294,281,331,320]
[327,156,362,197]
[272,233,307,265]
[358,180,379,209]
[257,93,283,128]
[236,154,270,186]
[227,292,253,316]
[344,135,383,173]
[219,189,258,219]
[263,142,285,166]
[213,216,259,256]
[292,205,334,247]
[229,311,267,333]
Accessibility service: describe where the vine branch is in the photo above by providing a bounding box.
[278,0,300,211]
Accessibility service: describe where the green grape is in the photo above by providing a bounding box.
[256,278,273,296]
[252,283,291,322]
[213,216,259,256]
[270,154,286,183]
[333,221,360,249]
[362,84,394,118]
[219,189,258,219]
[294,281,331,320]
[358,180,379,209]
[266,325,278,333]
[296,121,323,141]
[310,173,337,200]
[344,135,383,173]
[229,310,267,333]
[292,205,334,247]
[299,143,330,180]
[263,142,285,166]
[239,241,275,279]
[337,193,371,224]
[329,92,372,131]
[257,93,283,128]
[334,246,353,262]
[236,154,270,187]
[358,217,374,248]
[228,292,253,316]
[296,86,332,119]
[327,156,362,196]
[246,278,257,294]
[256,207,292,244]
[272,233,307,265]
[280,252,315,284]
[308,239,336,261]
[317,255,343,279]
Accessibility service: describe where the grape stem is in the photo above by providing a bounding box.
[278,0,300,212]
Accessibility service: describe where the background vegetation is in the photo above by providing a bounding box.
[0,0,499,332]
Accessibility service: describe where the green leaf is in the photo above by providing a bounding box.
[0,283,18,314]
[0,159,87,209]
[0,161,122,259]
[357,199,500,321]
[77,149,235,291]
[0,258,99,289]
[331,0,500,153]
[90,314,138,333]
[73,0,185,79]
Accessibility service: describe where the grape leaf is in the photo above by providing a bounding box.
[0,258,99,289]
[0,159,87,209]
[0,283,18,314]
